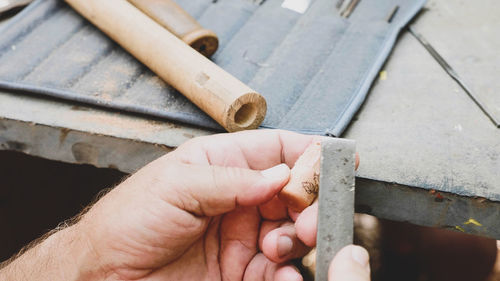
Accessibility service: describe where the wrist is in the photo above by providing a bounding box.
[0,223,104,281]
[60,223,105,281]
[36,223,106,281]
[30,223,104,281]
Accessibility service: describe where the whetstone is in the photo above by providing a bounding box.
[315,138,356,281]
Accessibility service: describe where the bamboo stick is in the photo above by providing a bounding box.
[65,0,266,132]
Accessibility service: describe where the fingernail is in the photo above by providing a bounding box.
[351,246,370,269]
[278,235,293,258]
[261,164,289,180]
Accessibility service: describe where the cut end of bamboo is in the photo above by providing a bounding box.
[224,92,267,132]
[182,29,219,58]
[278,141,321,212]
[279,189,312,212]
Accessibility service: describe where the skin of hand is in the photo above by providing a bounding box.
[0,129,369,281]
[295,203,371,281]
[79,129,320,281]
[329,245,371,281]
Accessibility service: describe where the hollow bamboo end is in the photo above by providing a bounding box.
[224,92,267,132]
[278,142,321,211]
[182,29,219,57]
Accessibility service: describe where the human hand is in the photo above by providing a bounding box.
[329,245,371,281]
[295,202,371,281]
[0,129,369,281]
[75,130,323,280]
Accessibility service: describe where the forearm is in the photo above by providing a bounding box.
[0,224,101,281]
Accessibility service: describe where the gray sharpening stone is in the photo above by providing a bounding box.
[315,138,356,280]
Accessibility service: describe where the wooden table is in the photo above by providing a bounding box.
[1,0,499,238]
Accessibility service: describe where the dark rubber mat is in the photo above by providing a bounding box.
[0,0,425,135]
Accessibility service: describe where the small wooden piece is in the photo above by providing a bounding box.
[279,141,321,212]
[65,0,266,132]
[128,0,219,57]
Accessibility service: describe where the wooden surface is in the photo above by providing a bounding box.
[1,0,499,202]
[65,0,266,132]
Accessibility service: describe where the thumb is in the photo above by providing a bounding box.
[162,162,290,217]
[329,245,371,281]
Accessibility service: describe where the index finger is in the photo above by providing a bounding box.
[170,129,322,170]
